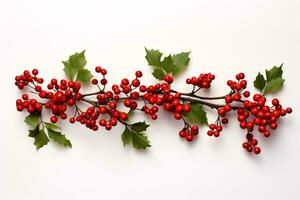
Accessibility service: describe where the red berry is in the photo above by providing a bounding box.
[179,129,187,138]
[191,126,199,135]
[32,69,39,75]
[70,118,75,123]
[135,71,143,77]
[163,74,173,84]
[91,79,98,85]
[186,134,193,142]
[50,116,58,123]
[183,104,191,112]
[272,98,280,106]
[22,94,28,100]
[286,107,292,114]
[119,112,128,121]
[95,66,102,73]
[254,147,261,154]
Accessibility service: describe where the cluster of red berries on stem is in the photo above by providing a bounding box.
[15,67,292,154]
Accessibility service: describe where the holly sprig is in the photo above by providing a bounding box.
[15,48,292,155]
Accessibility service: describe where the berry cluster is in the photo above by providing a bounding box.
[186,73,215,89]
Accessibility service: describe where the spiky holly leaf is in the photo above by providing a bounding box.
[152,68,165,80]
[131,132,151,149]
[121,127,132,146]
[254,64,285,95]
[47,128,72,148]
[253,72,266,91]
[171,52,191,75]
[161,55,175,73]
[121,122,151,149]
[266,64,283,82]
[76,69,93,83]
[44,122,60,130]
[28,126,39,137]
[24,113,41,128]
[62,50,92,83]
[146,48,191,80]
[184,103,208,125]
[131,121,150,132]
[33,128,49,150]
[145,48,162,67]
[263,77,285,94]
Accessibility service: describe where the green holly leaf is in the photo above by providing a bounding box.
[183,103,208,125]
[161,55,175,73]
[146,48,191,80]
[131,121,150,132]
[145,48,162,67]
[152,68,165,80]
[121,127,132,146]
[33,128,49,150]
[44,122,60,130]
[24,113,41,128]
[254,64,285,95]
[131,132,151,149]
[253,72,266,91]
[28,126,39,137]
[263,77,285,95]
[266,64,283,82]
[76,69,93,83]
[62,61,75,80]
[171,52,191,75]
[62,50,92,82]
[47,128,72,148]
[121,122,151,149]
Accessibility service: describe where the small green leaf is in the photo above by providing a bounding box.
[44,122,60,130]
[63,61,75,80]
[121,122,151,149]
[24,113,41,128]
[152,68,165,80]
[121,127,132,146]
[131,121,150,132]
[145,48,162,67]
[47,128,72,148]
[255,64,285,95]
[253,72,266,91]
[171,52,191,75]
[266,65,283,82]
[76,68,93,83]
[131,132,151,149]
[62,50,88,81]
[263,77,285,94]
[33,128,49,150]
[28,126,39,137]
[184,103,208,125]
[161,55,175,73]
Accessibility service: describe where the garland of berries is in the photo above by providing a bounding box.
[15,49,292,155]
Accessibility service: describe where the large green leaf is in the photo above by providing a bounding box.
[253,64,285,95]
[253,72,266,91]
[152,68,165,80]
[121,122,151,149]
[62,50,92,83]
[266,65,283,82]
[263,77,285,94]
[24,113,41,128]
[47,128,72,148]
[183,103,208,125]
[76,69,93,83]
[145,48,162,67]
[33,128,49,150]
[171,52,191,75]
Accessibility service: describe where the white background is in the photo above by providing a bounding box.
[1,0,300,199]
